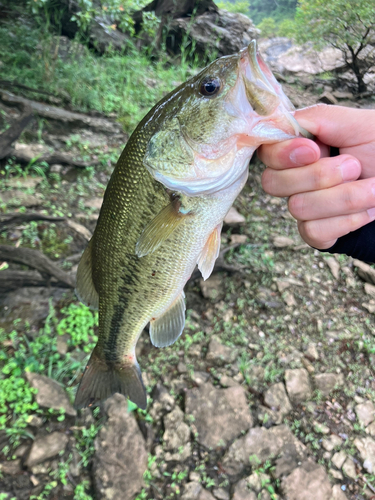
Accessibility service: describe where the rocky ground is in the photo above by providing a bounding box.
[1,42,375,500]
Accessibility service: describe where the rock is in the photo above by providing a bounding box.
[224,207,246,225]
[285,369,312,403]
[167,9,259,60]
[181,482,216,500]
[342,457,357,479]
[314,373,344,396]
[200,274,225,300]
[318,91,338,105]
[322,434,342,452]
[212,487,229,500]
[362,301,375,314]
[0,459,22,475]
[25,372,76,416]
[281,460,332,500]
[364,283,375,298]
[181,482,202,500]
[325,257,340,280]
[219,375,240,388]
[206,336,237,366]
[273,236,294,248]
[354,436,375,473]
[332,90,354,100]
[304,343,319,361]
[331,485,348,500]
[313,421,330,434]
[191,371,210,386]
[5,174,44,189]
[66,219,92,241]
[353,259,375,285]
[93,394,148,500]
[232,479,257,500]
[283,291,297,307]
[264,382,292,423]
[26,432,68,467]
[230,234,247,245]
[222,425,306,476]
[185,382,253,449]
[329,469,343,480]
[270,43,345,75]
[332,450,347,469]
[84,197,103,210]
[163,406,190,450]
[367,421,375,436]
[355,401,375,427]
[0,189,42,207]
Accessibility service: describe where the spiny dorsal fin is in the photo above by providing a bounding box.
[75,239,99,310]
[149,292,186,348]
[74,346,147,410]
[135,200,190,258]
[197,223,222,281]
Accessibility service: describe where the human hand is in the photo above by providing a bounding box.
[258,104,375,249]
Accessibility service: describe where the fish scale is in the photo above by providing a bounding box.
[73,41,311,410]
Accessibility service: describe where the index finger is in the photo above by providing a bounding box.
[257,137,321,170]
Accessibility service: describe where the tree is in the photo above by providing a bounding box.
[293,0,375,93]
[248,0,297,24]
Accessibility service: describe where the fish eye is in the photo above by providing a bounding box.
[199,77,221,97]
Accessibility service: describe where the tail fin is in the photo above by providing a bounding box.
[74,347,147,410]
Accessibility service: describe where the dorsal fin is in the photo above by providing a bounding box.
[149,292,186,348]
[75,239,99,310]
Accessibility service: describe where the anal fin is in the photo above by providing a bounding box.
[150,292,186,348]
[135,199,191,258]
[197,223,222,281]
[74,346,147,410]
[75,239,99,310]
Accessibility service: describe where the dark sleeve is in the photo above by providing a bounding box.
[320,220,375,263]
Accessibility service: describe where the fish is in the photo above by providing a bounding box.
[73,40,310,410]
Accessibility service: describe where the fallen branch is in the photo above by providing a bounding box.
[0,245,75,288]
[0,103,33,159]
[8,148,100,168]
[0,212,65,230]
[0,269,72,292]
[0,80,61,98]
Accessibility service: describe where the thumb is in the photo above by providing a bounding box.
[295,104,375,148]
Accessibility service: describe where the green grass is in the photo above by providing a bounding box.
[0,10,202,135]
[0,301,98,452]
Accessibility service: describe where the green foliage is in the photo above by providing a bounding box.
[215,1,250,14]
[0,17,201,134]
[0,301,99,452]
[248,0,297,24]
[57,303,98,353]
[293,0,375,92]
[257,17,278,38]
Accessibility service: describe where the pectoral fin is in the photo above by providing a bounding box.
[197,223,222,281]
[149,292,186,347]
[135,200,190,258]
[75,239,99,310]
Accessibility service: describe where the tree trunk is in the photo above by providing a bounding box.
[348,45,367,93]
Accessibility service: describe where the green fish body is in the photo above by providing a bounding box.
[74,41,310,409]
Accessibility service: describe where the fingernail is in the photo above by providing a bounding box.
[340,158,360,181]
[367,207,375,220]
[289,146,317,166]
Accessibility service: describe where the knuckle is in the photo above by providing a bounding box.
[261,169,276,195]
[342,185,360,212]
[301,221,320,245]
[288,194,305,220]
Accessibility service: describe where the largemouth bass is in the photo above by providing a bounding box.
[74,41,309,410]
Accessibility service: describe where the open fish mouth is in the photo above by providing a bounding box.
[241,40,314,140]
